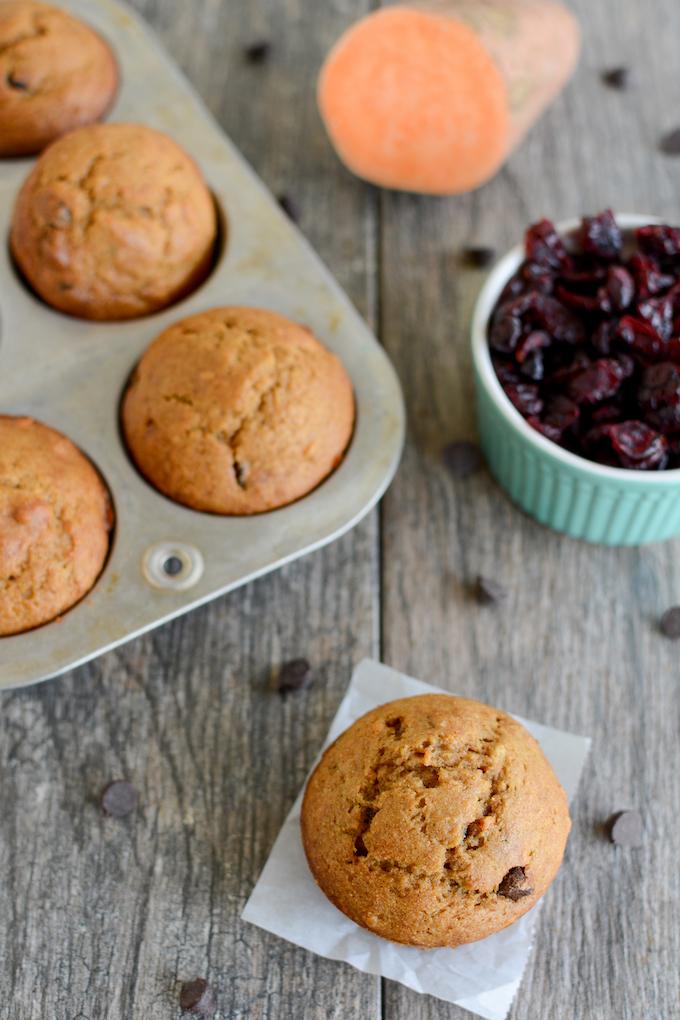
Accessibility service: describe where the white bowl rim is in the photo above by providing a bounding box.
[471,212,680,485]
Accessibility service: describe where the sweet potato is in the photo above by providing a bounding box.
[318,1,580,195]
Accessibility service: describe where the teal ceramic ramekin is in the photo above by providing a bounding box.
[471,214,680,546]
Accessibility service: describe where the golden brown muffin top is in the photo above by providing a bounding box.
[302,694,571,948]
[122,307,355,514]
[0,1,118,156]
[0,416,113,637]
[10,122,217,319]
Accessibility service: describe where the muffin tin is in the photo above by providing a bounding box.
[0,0,405,689]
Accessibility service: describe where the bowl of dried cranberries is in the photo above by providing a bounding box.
[472,211,680,544]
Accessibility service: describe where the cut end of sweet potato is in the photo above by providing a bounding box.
[318,6,511,195]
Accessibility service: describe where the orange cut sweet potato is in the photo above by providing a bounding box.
[318,1,580,195]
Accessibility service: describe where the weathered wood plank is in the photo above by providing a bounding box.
[0,1,381,1017]
[379,1,680,1018]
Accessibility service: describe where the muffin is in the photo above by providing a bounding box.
[10,122,217,320]
[122,306,355,514]
[301,694,571,948]
[0,416,113,636]
[0,1,118,157]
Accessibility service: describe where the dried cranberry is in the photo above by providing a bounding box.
[498,273,526,305]
[629,254,674,297]
[525,219,570,270]
[591,319,619,355]
[505,382,543,416]
[604,266,635,312]
[555,285,608,315]
[533,294,586,343]
[637,295,674,341]
[567,358,626,405]
[491,356,520,386]
[580,210,623,260]
[636,224,680,260]
[520,261,554,294]
[591,400,625,424]
[489,313,522,353]
[549,351,592,385]
[585,421,668,469]
[515,330,551,362]
[616,316,668,361]
[637,362,680,434]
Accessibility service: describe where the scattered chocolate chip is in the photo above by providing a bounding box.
[473,575,507,607]
[277,193,299,222]
[179,978,216,1017]
[244,40,270,64]
[608,810,643,847]
[498,866,533,901]
[463,246,496,269]
[442,440,483,479]
[659,128,680,156]
[659,606,680,639]
[277,657,312,695]
[601,67,630,90]
[101,780,139,818]
[6,72,29,91]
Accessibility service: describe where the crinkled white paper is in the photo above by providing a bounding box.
[242,660,591,1019]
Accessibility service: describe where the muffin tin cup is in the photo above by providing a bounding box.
[471,214,680,546]
[0,0,405,689]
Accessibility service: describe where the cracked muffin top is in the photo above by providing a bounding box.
[0,1,118,157]
[0,416,113,637]
[122,306,355,514]
[301,694,571,948]
[10,122,217,320]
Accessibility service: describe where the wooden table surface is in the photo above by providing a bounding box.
[1,1,679,1018]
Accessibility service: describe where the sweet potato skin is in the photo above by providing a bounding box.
[318,1,580,196]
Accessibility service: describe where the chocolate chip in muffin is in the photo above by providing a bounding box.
[608,810,643,847]
[498,866,534,900]
[659,606,680,639]
[277,658,312,695]
[474,575,507,607]
[101,780,139,818]
[442,440,483,479]
[179,978,216,1017]
[6,72,30,92]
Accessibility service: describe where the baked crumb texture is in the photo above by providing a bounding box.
[10,122,217,320]
[0,416,113,637]
[122,306,355,515]
[0,1,118,157]
[301,694,571,948]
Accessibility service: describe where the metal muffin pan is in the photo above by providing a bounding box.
[0,0,405,690]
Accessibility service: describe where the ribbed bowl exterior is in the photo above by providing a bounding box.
[471,215,680,546]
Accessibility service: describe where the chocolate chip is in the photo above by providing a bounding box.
[179,978,216,1017]
[277,657,312,695]
[101,780,138,818]
[474,575,507,607]
[608,810,643,847]
[601,67,631,90]
[659,128,680,156]
[498,866,533,901]
[244,40,270,64]
[442,440,483,479]
[6,72,29,91]
[463,246,496,269]
[659,606,680,639]
[277,193,299,223]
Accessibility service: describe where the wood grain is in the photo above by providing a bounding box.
[1,0,679,1018]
